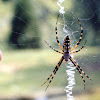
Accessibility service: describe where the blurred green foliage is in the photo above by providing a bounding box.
[0,0,100,99]
[0,47,99,97]
[8,0,41,48]
[1,0,100,49]
[73,0,100,46]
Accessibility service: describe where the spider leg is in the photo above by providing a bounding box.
[69,56,86,89]
[70,40,87,54]
[77,67,86,89]
[41,67,58,86]
[76,64,91,80]
[45,70,57,91]
[69,56,91,89]
[69,56,91,80]
[44,40,63,54]
[45,56,64,91]
[41,56,64,91]
[71,18,83,51]
[55,14,63,52]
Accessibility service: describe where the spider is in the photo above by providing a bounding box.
[41,14,91,91]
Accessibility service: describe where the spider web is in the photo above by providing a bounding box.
[0,0,100,99]
[57,0,100,99]
[56,1,100,68]
[57,0,100,100]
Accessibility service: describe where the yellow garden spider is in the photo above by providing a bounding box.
[41,15,91,91]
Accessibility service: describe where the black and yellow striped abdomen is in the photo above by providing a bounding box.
[63,36,71,61]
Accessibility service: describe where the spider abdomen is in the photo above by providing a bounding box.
[63,52,70,61]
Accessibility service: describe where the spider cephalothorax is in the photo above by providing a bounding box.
[42,15,91,91]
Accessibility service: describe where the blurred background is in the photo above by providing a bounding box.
[0,0,100,100]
